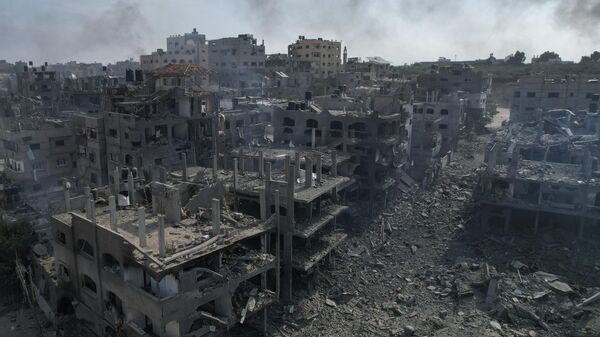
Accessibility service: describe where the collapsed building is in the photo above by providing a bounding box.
[271,92,414,211]
[102,64,218,184]
[478,88,600,241]
[32,138,352,336]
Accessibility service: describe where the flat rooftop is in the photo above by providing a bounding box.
[488,159,600,187]
[230,146,352,168]
[54,203,274,273]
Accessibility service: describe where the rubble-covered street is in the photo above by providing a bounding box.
[262,131,600,337]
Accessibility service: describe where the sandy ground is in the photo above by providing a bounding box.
[489,107,510,131]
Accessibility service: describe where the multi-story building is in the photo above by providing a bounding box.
[416,63,489,98]
[103,64,218,185]
[271,92,413,211]
[288,36,342,80]
[264,53,313,98]
[0,110,77,213]
[410,93,465,186]
[510,75,600,123]
[342,56,392,83]
[141,28,209,73]
[49,169,278,336]
[16,65,61,114]
[70,112,109,188]
[208,34,266,92]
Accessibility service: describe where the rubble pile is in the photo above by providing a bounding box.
[256,134,600,337]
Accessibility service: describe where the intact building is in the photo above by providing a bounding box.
[288,36,342,80]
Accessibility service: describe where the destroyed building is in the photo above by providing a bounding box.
[271,92,413,210]
[48,167,278,336]
[16,64,61,115]
[102,64,218,183]
[510,75,600,123]
[0,103,77,213]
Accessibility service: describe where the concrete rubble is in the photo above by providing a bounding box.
[1,29,599,337]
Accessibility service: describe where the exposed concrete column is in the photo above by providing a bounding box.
[138,207,146,247]
[113,166,120,197]
[84,186,91,200]
[62,179,71,212]
[284,155,291,181]
[212,155,218,181]
[265,162,272,215]
[331,151,337,177]
[182,152,188,182]
[151,183,158,216]
[212,198,221,236]
[168,186,181,224]
[282,166,295,302]
[128,169,135,205]
[274,189,281,299]
[239,149,245,173]
[86,197,93,220]
[89,198,96,223]
[304,157,312,188]
[259,189,267,221]
[294,152,301,180]
[108,196,117,231]
[233,158,239,191]
[486,143,498,174]
[316,154,322,184]
[259,150,264,178]
[158,214,166,258]
[311,128,316,149]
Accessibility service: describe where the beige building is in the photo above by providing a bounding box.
[288,36,341,79]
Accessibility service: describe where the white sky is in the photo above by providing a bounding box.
[1,0,598,65]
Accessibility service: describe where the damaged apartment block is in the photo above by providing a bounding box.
[51,161,279,336]
[478,97,600,242]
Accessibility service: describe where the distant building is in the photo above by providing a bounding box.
[141,28,209,72]
[510,75,600,123]
[208,34,266,92]
[288,36,341,80]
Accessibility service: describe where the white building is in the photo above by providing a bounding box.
[141,28,209,72]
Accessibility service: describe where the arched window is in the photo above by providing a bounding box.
[77,239,94,257]
[306,119,318,129]
[81,274,97,294]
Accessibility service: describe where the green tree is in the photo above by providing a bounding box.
[581,51,600,63]
[0,219,34,276]
[537,51,560,62]
[506,50,526,65]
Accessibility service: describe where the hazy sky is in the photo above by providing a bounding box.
[1,0,599,65]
